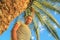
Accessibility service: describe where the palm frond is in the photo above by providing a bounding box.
[40,1,60,13]
[33,18,40,40]
[25,8,31,17]
[35,12,44,25]
[50,0,60,2]
[34,11,60,40]
[44,20,60,40]
[32,1,60,28]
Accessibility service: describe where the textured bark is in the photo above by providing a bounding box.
[0,0,29,34]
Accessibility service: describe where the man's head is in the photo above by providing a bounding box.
[25,16,32,25]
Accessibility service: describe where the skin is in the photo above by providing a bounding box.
[25,16,33,25]
[11,23,21,40]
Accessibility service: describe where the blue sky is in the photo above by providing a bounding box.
[0,1,60,40]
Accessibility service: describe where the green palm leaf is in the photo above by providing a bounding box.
[40,1,60,13]
[50,0,60,2]
[35,11,60,40]
[33,18,40,40]
[44,20,60,40]
[35,11,44,25]
[32,1,60,28]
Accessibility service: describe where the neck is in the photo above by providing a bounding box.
[25,22,29,25]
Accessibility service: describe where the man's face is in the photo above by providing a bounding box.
[25,16,32,25]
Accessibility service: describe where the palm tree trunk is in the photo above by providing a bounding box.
[0,0,29,34]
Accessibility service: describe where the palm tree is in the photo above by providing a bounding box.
[0,0,60,40]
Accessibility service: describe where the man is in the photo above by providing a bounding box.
[11,16,33,40]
